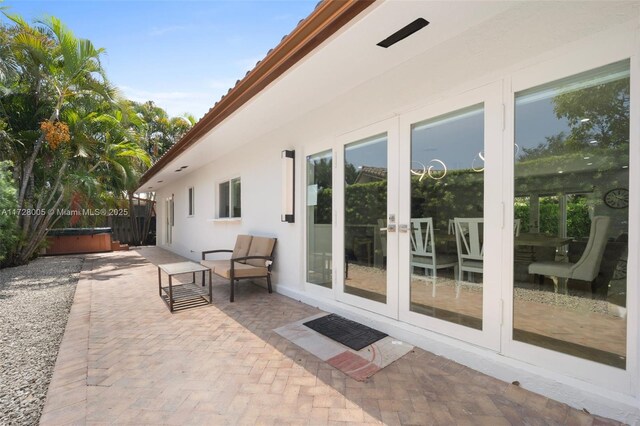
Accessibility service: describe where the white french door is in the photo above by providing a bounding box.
[333,87,503,343]
[322,50,636,395]
[334,118,400,319]
[397,83,503,350]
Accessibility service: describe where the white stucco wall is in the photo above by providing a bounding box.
[152,10,639,423]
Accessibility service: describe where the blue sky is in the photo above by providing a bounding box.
[2,0,317,119]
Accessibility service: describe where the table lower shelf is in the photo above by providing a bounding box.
[160,283,211,312]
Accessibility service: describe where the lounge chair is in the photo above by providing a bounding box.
[201,235,276,302]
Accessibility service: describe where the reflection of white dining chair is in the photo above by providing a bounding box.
[454,218,484,282]
[528,216,610,294]
[453,218,519,236]
[411,218,458,278]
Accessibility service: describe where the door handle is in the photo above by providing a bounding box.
[380,224,396,232]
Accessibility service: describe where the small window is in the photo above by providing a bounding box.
[218,177,241,218]
[188,187,194,216]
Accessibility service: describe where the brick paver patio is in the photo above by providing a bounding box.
[39,247,620,425]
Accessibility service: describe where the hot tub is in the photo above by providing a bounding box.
[45,228,113,255]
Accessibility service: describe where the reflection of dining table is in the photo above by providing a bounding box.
[515,233,572,282]
[515,233,572,248]
[434,231,572,267]
[434,231,571,248]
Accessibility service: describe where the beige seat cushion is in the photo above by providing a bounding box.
[202,259,268,279]
[246,236,276,267]
[201,259,229,271]
[232,235,253,263]
[217,262,268,279]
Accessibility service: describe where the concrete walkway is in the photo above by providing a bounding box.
[40,248,619,425]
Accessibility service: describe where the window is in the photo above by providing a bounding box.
[218,177,241,218]
[188,187,194,217]
[513,60,629,368]
[306,150,332,288]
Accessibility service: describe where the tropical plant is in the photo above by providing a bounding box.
[133,100,194,160]
[0,161,18,264]
[0,13,184,265]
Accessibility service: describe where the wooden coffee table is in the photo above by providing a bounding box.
[158,261,212,312]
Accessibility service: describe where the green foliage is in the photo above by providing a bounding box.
[133,101,192,160]
[514,195,591,237]
[0,11,192,265]
[520,76,629,162]
[539,198,559,235]
[515,63,629,243]
[411,169,483,230]
[567,196,591,238]
[0,161,18,264]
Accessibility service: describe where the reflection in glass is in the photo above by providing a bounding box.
[344,134,387,303]
[306,151,332,287]
[231,177,241,217]
[219,181,230,218]
[410,105,484,329]
[514,60,629,368]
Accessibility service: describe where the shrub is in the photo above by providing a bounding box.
[0,161,18,265]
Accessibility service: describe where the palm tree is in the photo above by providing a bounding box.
[0,12,190,264]
[1,14,119,263]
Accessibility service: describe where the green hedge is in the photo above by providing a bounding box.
[515,196,590,237]
[313,176,591,238]
[0,162,18,265]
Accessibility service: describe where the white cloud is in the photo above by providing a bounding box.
[119,86,216,119]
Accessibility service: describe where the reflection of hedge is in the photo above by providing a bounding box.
[314,188,332,224]
[345,181,387,225]
[311,182,389,227]
[514,197,590,237]
[315,172,592,238]
[411,171,483,230]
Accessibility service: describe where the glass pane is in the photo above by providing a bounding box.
[306,150,332,287]
[514,60,629,368]
[219,181,230,218]
[231,178,241,217]
[410,105,484,329]
[344,134,387,303]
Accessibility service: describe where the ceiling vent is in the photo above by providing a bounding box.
[377,18,429,48]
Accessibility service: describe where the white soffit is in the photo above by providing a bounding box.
[143,0,638,192]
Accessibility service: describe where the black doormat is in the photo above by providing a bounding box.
[303,314,387,351]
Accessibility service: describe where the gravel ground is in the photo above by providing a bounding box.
[0,256,83,426]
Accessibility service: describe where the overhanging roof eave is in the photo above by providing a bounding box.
[137,0,376,191]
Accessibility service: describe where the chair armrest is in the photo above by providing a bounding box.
[202,249,233,260]
[231,255,275,270]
